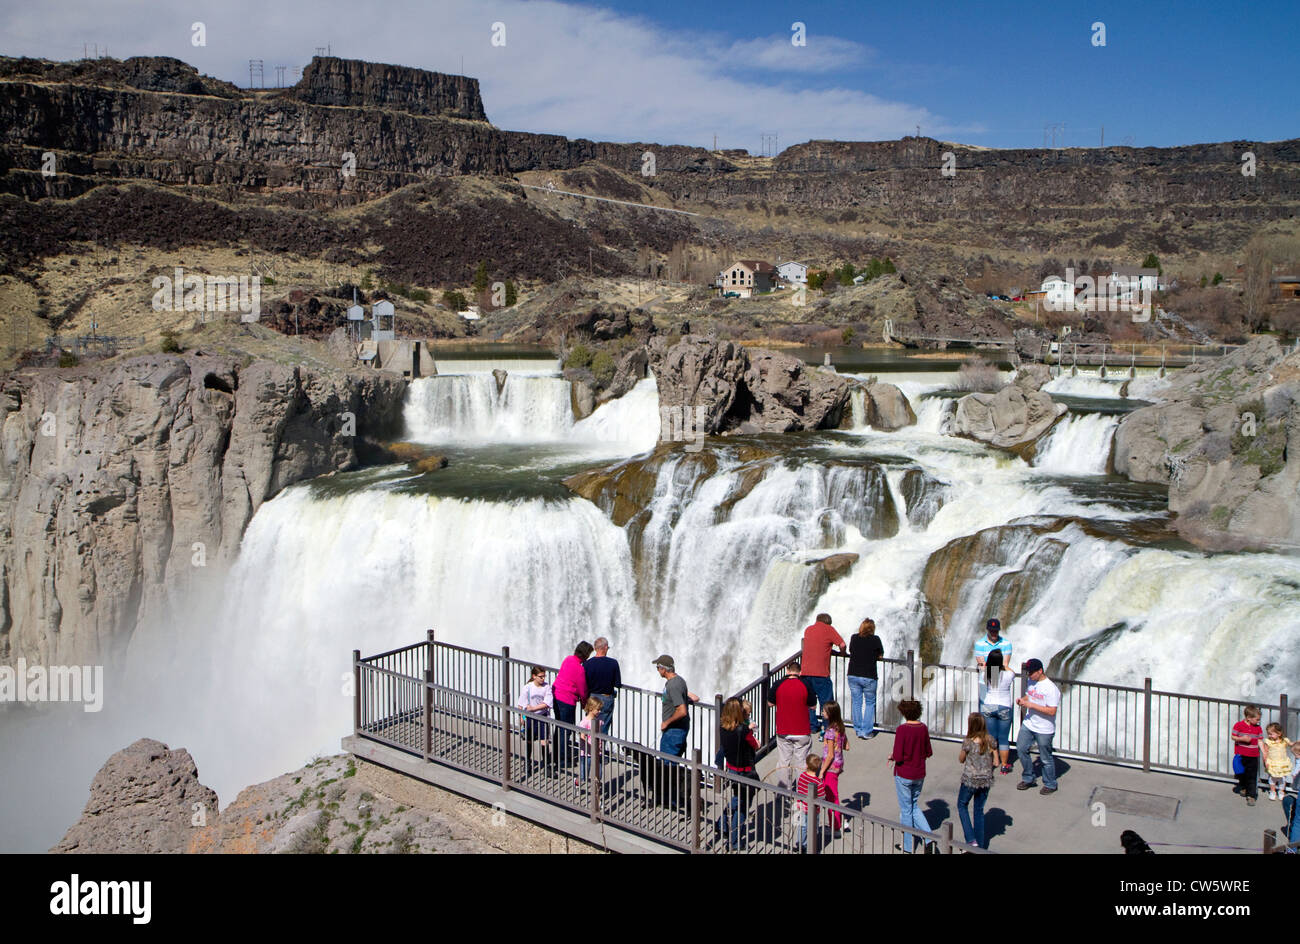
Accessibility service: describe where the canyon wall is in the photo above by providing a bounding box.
[0,355,407,666]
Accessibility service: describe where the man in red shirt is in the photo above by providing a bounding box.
[768,661,816,790]
[801,613,846,736]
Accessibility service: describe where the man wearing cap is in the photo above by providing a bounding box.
[1015,658,1061,795]
[974,618,1012,669]
[654,655,700,757]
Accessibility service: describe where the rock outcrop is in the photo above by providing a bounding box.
[647,336,852,439]
[0,355,406,666]
[951,382,1066,454]
[860,381,917,430]
[53,738,218,854]
[288,56,487,120]
[1113,337,1300,549]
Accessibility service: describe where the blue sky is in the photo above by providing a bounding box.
[3,0,1296,151]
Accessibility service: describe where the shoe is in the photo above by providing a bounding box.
[1232,786,1243,795]
[923,841,939,855]
[1246,797,1256,806]
[1269,790,1279,801]
[893,842,917,854]
[999,764,1013,775]
[1040,786,1057,796]
[1016,781,1035,791]
[968,840,981,848]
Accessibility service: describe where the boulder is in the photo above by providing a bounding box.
[601,347,648,402]
[569,379,596,421]
[491,368,508,395]
[1013,363,1053,392]
[52,739,219,854]
[951,384,1066,453]
[862,382,916,430]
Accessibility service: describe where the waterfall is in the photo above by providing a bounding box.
[1032,413,1119,475]
[404,374,575,442]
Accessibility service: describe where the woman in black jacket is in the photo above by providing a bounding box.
[718,697,760,850]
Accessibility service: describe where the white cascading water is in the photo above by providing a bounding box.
[1031,412,1120,475]
[6,355,1296,851]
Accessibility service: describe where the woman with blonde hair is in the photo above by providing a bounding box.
[717,697,760,849]
[846,617,884,739]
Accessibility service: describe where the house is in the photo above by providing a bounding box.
[1108,266,1161,300]
[1271,276,1300,300]
[1040,275,1073,311]
[720,260,777,297]
[776,261,809,285]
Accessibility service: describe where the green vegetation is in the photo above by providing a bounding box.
[473,261,490,294]
[504,280,518,307]
[1212,273,1224,285]
[160,329,182,353]
[807,270,827,291]
[1141,253,1162,275]
[841,326,856,344]
[343,759,356,778]
[57,352,79,367]
[591,350,616,386]
[564,343,594,370]
[442,290,468,312]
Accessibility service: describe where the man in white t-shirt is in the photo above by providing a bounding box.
[1015,658,1061,795]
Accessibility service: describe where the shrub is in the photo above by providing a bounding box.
[841,326,856,344]
[955,356,1004,393]
[407,288,431,304]
[591,350,616,387]
[504,281,518,307]
[564,343,594,370]
[160,330,182,353]
[57,352,79,368]
[441,290,468,312]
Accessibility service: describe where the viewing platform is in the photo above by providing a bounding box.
[346,634,1297,854]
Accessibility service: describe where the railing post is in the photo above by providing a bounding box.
[940,820,952,855]
[1142,677,1152,772]
[760,662,772,744]
[1282,694,1291,739]
[590,719,601,824]
[502,646,512,791]
[423,669,433,760]
[690,748,702,854]
[714,694,724,764]
[906,649,915,699]
[352,649,361,735]
[809,801,820,855]
[426,629,435,684]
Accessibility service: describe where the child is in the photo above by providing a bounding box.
[818,701,849,830]
[1231,705,1263,806]
[576,696,601,788]
[516,665,553,776]
[957,712,997,849]
[795,754,826,852]
[1261,722,1293,801]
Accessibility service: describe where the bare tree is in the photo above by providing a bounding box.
[1242,238,1272,332]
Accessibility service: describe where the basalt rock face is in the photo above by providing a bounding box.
[288,56,487,119]
[1113,337,1300,549]
[52,738,218,854]
[0,355,407,666]
[647,336,852,437]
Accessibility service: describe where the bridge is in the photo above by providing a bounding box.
[880,319,1241,374]
[346,634,1297,854]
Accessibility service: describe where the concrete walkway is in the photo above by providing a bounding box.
[757,731,1284,854]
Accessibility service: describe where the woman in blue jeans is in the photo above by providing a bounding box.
[981,649,1016,774]
[846,618,885,739]
[957,713,996,848]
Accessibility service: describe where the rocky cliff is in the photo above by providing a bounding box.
[0,355,406,666]
[1113,337,1300,549]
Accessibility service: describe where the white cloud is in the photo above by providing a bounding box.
[0,0,947,152]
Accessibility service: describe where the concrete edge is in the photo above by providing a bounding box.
[342,735,680,854]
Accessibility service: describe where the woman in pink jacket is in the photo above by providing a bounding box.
[552,641,593,770]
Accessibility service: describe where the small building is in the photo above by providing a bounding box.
[720,260,777,297]
[1108,266,1161,300]
[1040,275,1073,311]
[1271,276,1300,300]
[776,261,809,285]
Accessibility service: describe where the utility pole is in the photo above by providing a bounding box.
[1100,125,1104,148]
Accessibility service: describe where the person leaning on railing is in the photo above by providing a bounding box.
[553,642,593,770]
[584,636,621,738]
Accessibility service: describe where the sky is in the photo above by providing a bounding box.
[1,0,1296,153]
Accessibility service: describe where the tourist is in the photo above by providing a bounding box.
[584,636,621,738]
[1231,705,1263,806]
[516,665,553,776]
[846,617,885,739]
[577,696,601,789]
[801,612,846,735]
[795,754,827,852]
[1015,658,1061,795]
[957,712,996,849]
[974,618,1012,669]
[981,649,1016,774]
[553,641,593,768]
[717,697,760,849]
[818,701,849,830]
[1261,723,1293,801]
[654,655,699,757]
[769,660,816,790]
[889,698,933,853]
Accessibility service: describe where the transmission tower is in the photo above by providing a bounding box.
[249,59,264,89]
[760,132,779,158]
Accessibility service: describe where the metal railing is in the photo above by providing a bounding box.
[353,633,974,854]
